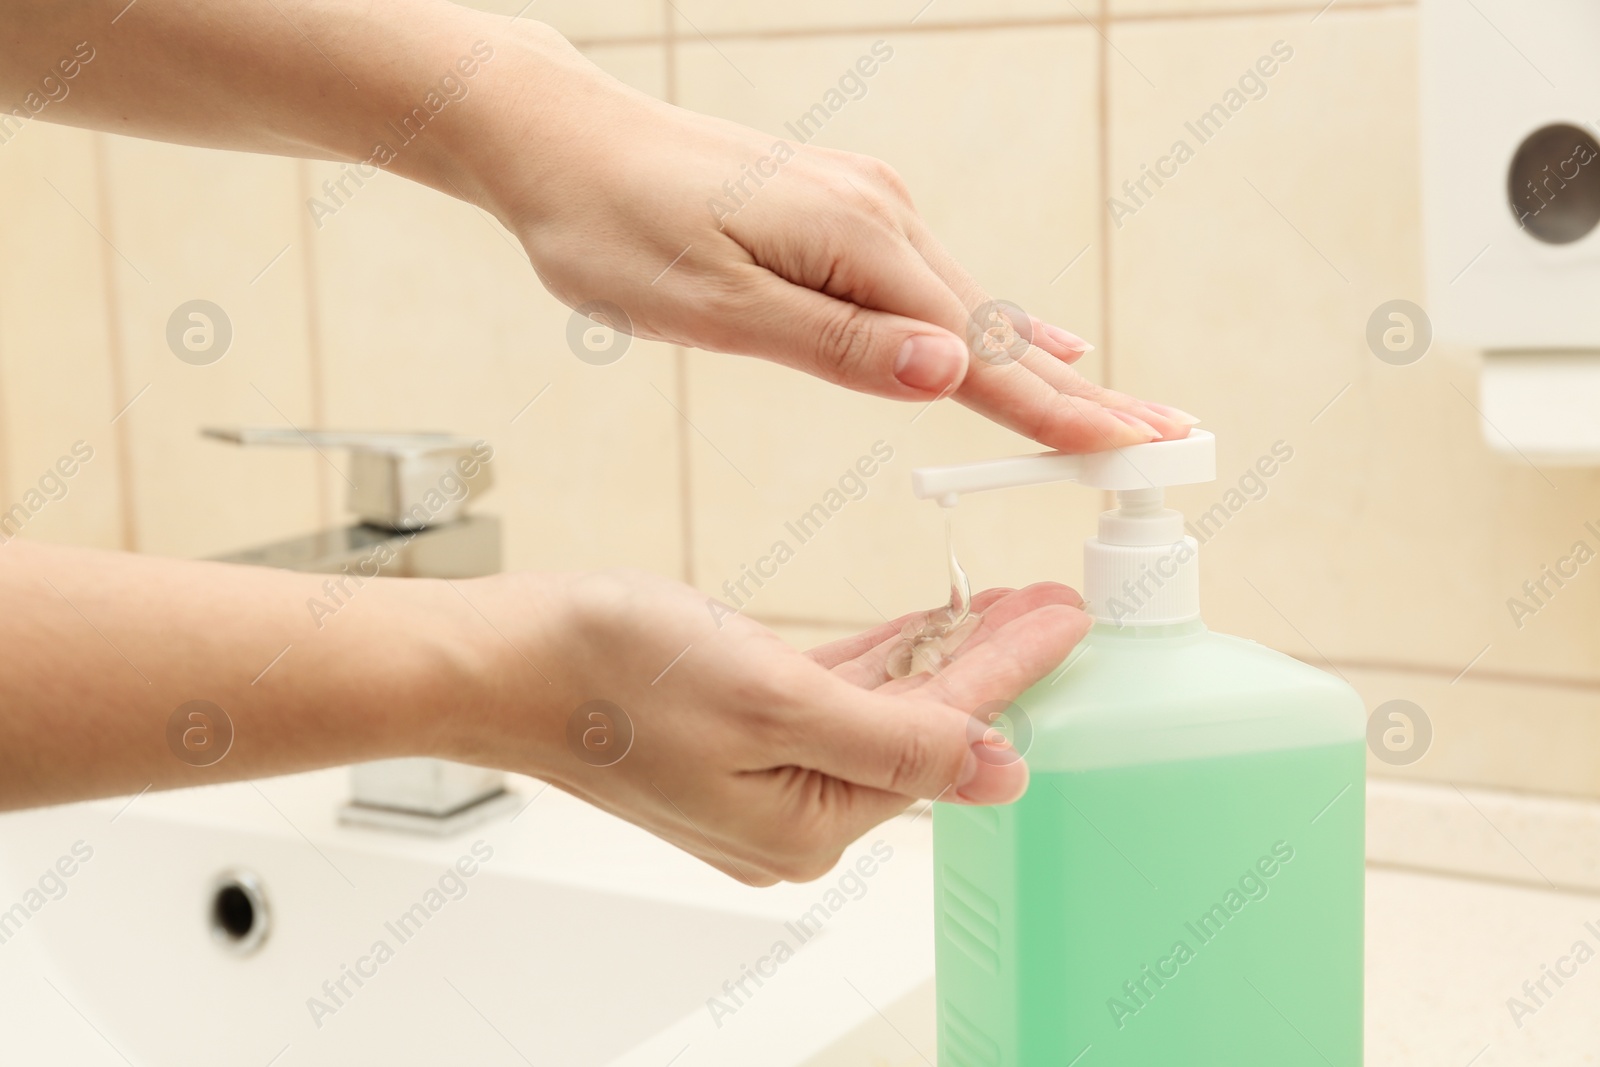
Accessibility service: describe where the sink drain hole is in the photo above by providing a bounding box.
[209,870,270,956]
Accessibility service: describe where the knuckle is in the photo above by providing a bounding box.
[1033,392,1099,448]
[1068,377,1112,404]
[887,724,943,795]
[867,159,913,205]
[842,152,910,203]
[813,303,880,384]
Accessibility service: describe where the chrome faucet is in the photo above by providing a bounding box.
[205,428,517,834]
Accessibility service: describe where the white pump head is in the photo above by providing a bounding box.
[911,430,1216,626]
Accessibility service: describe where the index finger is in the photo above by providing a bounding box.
[790,602,1089,804]
[807,586,1018,672]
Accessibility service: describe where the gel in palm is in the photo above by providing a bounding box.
[911,432,1365,1066]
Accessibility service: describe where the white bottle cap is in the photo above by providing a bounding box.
[911,430,1216,626]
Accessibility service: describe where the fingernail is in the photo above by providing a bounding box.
[895,334,968,394]
[1109,408,1162,440]
[1146,402,1202,426]
[1043,323,1094,353]
[954,741,1029,805]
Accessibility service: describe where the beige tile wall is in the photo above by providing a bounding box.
[674,24,1106,622]
[0,124,125,551]
[665,0,1099,37]
[99,137,327,559]
[0,40,686,579]
[1,0,1596,797]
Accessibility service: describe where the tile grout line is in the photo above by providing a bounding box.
[663,0,697,589]
[0,213,12,511]
[1111,0,1413,24]
[1096,3,1112,391]
[1096,2,1117,517]
[748,610,1600,695]
[567,0,1415,49]
[92,133,141,553]
[662,0,678,89]
[293,160,333,530]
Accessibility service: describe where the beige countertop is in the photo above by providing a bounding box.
[5,773,1596,1065]
[803,864,1600,1065]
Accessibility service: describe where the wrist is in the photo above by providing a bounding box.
[423,19,643,230]
[312,5,544,217]
[418,571,576,781]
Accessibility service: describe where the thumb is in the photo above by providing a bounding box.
[788,600,1089,803]
[726,268,972,401]
[797,673,1029,805]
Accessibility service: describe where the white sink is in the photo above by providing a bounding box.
[17,771,1584,1067]
[0,770,936,1066]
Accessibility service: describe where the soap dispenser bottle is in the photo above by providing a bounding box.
[914,430,1365,1066]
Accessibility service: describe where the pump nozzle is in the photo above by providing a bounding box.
[911,430,1215,504]
[910,430,1217,626]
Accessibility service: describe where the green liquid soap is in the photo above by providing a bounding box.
[935,620,1366,1066]
[910,430,1364,1064]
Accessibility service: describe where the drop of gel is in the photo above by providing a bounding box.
[889,511,982,679]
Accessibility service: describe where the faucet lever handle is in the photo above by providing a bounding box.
[202,427,478,455]
[201,426,493,531]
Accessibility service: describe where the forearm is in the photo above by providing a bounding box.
[4,0,546,209]
[0,540,530,810]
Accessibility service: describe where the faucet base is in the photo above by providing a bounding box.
[336,789,521,837]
